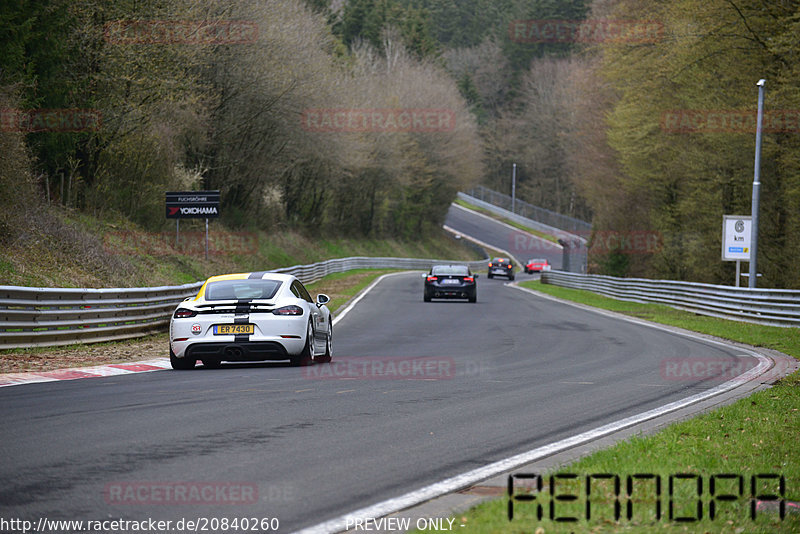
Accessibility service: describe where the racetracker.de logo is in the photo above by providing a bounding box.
[0,109,101,133]
[104,482,258,505]
[588,230,662,255]
[660,358,762,383]
[301,108,455,133]
[661,110,800,133]
[103,231,258,257]
[104,20,258,44]
[509,19,663,44]
[303,357,455,380]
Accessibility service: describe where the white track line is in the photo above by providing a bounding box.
[332,272,412,327]
[450,202,563,251]
[296,275,775,534]
[0,272,408,388]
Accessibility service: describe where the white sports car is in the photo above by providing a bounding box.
[169,272,332,369]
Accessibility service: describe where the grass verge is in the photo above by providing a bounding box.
[0,206,480,288]
[306,269,398,316]
[432,280,799,533]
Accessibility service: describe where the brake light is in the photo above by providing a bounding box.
[427,276,438,282]
[464,277,474,283]
[488,263,493,267]
[507,264,512,268]
[272,305,304,316]
[173,308,197,319]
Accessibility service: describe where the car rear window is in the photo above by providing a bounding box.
[431,265,470,276]
[205,280,282,301]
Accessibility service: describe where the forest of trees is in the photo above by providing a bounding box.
[2,0,799,288]
[0,0,482,241]
[578,0,800,287]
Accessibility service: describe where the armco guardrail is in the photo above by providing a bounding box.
[465,185,592,234]
[457,192,588,274]
[541,270,800,327]
[0,256,488,349]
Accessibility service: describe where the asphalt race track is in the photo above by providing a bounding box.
[444,204,564,269]
[0,272,759,532]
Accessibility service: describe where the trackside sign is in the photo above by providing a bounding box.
[166,191,220,219]
[721,215,751,261]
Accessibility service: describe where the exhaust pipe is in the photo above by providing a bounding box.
[224,346,244,359]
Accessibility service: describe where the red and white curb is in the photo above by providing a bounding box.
[0,358,171,388]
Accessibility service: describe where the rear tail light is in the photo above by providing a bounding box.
[488,263,493,267]
[173,308,197,319]
[464,277,474,283]
[426,276,438,282]
[507,264,512,269]
[272,305,304,316]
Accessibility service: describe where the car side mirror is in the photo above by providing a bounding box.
[316,294,330,306]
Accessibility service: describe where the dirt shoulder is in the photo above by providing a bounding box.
[0,334,170,374]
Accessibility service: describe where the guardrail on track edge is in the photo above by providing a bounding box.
[0,255,489,349]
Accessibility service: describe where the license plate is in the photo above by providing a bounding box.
[214,324,254,335]
[442,279,459,285]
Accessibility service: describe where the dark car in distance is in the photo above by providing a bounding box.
[424,265,477,303]
[487,257,515,280]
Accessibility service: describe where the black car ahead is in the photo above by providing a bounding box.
[487,257,515,280]
[423,265,477,303]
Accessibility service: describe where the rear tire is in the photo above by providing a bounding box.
[487,273,493,279]
[291,322,315,367]
[170,349,196,370]
[423,292,431,302]
[468,294,476,303]
[509,274,515,281]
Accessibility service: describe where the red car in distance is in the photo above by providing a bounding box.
[524,258,551,274]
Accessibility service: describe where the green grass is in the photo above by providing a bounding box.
[306,269,398,315]
[0,208,481,288]
[524,280,800,357]
[454,198,560,244]
[432,280,800,534]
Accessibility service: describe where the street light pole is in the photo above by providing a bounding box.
[749,79,766,288]
[511,163,517,214]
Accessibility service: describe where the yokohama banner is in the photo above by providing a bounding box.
[166,191,220,219]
